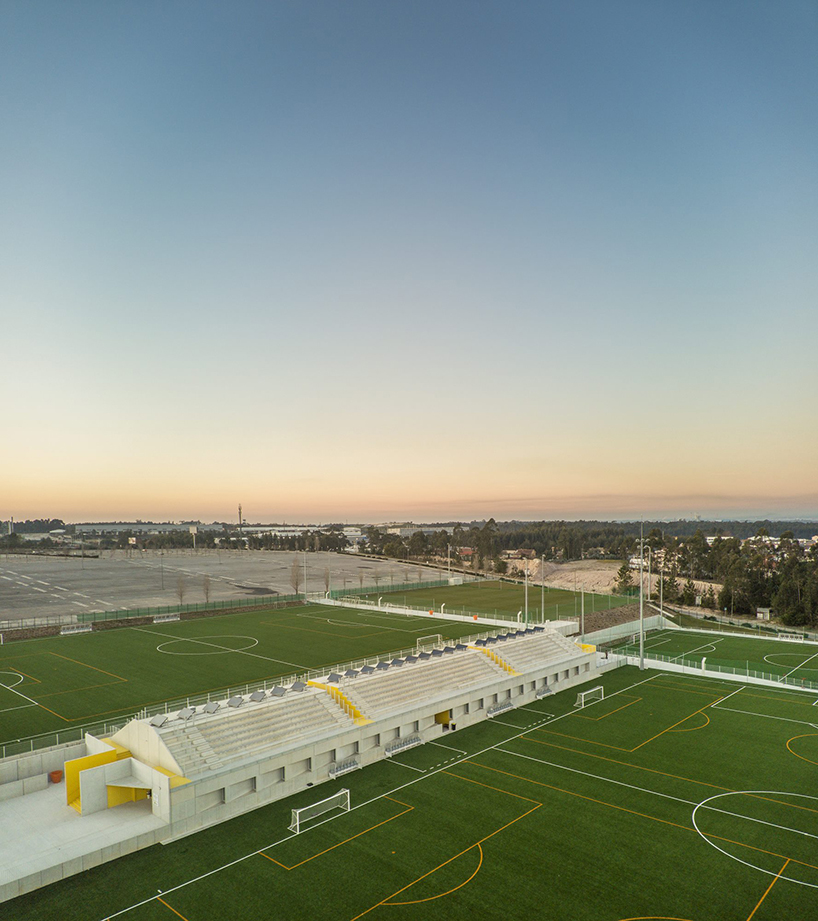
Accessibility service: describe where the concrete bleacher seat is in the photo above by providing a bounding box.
[158,689,354,777]
[343,650,506,717]
[488,630,583,673]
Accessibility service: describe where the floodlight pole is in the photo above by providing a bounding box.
[524,566,529,627]
[581,590,585,640]
[541,554,545,624]
[639,521,645,670]
[303,552,308,601]
[660,562,664,619]
[447,544,451,578]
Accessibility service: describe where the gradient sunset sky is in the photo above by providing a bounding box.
[2,1,816,523]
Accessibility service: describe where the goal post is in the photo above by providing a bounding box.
[417,634,443,652]
[574,686,604,709]
[289,788,350,834]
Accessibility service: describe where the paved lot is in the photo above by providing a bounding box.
[0,550,443,622]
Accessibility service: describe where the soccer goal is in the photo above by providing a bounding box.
[417,634,442,652]
[574,686,604,708]
[289,788,350,834]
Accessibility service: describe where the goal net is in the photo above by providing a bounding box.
[417,634,442,652]
[574,686,604,709]
[289,788,350,834]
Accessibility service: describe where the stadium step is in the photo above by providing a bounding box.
[473,646,521,676]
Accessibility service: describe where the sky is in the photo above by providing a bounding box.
[1,1,816,524]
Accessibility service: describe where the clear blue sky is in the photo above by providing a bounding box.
[2,1,816,522]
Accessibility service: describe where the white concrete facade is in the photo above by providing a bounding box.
[0,629,600,905]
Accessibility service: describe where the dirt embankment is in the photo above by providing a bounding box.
[506,559,721,598]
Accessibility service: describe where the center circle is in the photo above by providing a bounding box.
[156,635,259,656]
[691,790,818,889]
[762,652,813,668]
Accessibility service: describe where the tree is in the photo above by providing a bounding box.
[358,570,365,591]
[702,585,716,609]
[290,559,302,594]
[681,579,696,606]
[615,561,633,595]
[323,567,331,593]
[203,574,211,603]
[176,575,186,604]
[495,558,508,575]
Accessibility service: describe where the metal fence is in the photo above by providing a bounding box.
[611,647,818,692]
[0,577,479,633]
[0,622,517,760]
[0,719,131,761]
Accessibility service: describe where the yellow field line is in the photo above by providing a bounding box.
[2,666,41,684]
[785,734,818,767]
[630,697,724,752]
[668,712,710,733]
[746,858,790,921]
[576,697,642,721]
[156,896,191,920]
[517,736,818,816]
[470,761,818,871]
[518,736,733,791]
[36,679,123,699]
[50,652,128,682]
[385,844,483,905]
[260,797,413,870]
[349,780,540,920]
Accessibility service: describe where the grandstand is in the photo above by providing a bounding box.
[0,624,598,902]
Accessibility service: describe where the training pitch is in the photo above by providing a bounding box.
[7,663,818,920]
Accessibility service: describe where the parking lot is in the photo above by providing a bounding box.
[0,550,443,622]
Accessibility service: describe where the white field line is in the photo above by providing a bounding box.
[98,670,662,920]
[0,702,38,714]
[670,636,727,663]
[781,651,818,681]
[710,704,818,730]
[130,627,309,671]
[384,760,426,773]
[495,746,818,843]
[428,740,467,754]
[294,608,460,638]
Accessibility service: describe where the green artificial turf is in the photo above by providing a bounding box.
[613,628,818,686]
[9,665,818,921]
[354,579,630,621]
[0,604,487,753]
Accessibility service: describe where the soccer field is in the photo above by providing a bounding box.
[0,604,484,754]
[355,579,630,621]
[613,628,818,687]
[9,665,818,921]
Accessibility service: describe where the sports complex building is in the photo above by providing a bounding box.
[3,573,818,919]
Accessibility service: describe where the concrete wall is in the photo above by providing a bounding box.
[163,650,599,842]
[0,826,168,905]
[111,720,183,776]
[0,741,85,803]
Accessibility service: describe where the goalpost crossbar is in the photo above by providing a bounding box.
[417,634,443,652]
[289,788,350,834]
[574,686,604,708]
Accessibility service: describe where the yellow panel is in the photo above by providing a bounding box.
[435,710,451,726]
[107,785,148,808]
[101,738,132,760]
[580,643,597,653]
[64,751,117,808]
[153,765,191,788]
